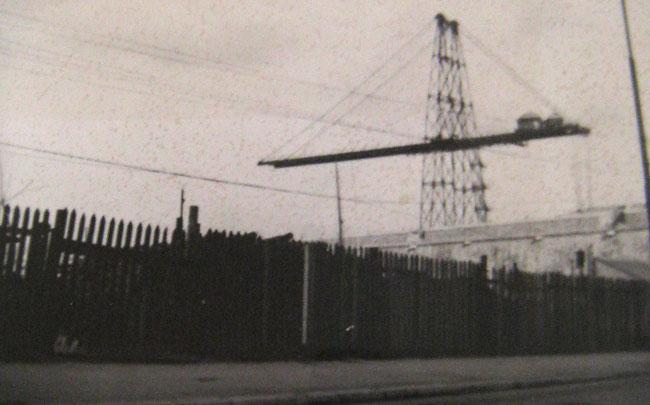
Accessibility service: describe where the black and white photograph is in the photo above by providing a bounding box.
[0,1,649,403]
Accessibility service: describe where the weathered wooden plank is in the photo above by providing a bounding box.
[76,214,96,346]
[15,207,30,279]
[59,209,76,291]
[0,205,10,278]
[5,206,20,279]
[64,213,85,336]
[38,208,67,353]
[71,214,86,293]
[96,218,116,350]
[127,223,143,339]
[25,209,43,285]
[114,221,133,348]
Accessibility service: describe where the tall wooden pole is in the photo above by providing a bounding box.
[0,156,4,206]
[301,243,311,347]
[180,188,185,220]
[334,164,344,247]
[621,0,650,256]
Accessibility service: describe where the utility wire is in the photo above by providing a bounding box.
[2,6,573,134]
[2,144,417,219]
[2,145,416,221]
[4,180,36,202]
[0,57,571,166]
[0,140,419,206]
[262,17,436,161]
[0,57,572,166]
[287,40,432,159]
[0,48,421,142]
[0,10,420,109]
[1,13,577,166]
[3,14,560,158]
[461,28,564,114]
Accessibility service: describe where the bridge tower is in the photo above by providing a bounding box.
[419,14,488,233]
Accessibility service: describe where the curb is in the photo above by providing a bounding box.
[175,370,650,404]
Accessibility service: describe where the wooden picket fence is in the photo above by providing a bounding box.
[485,267,648,355]
[304,245,490,358]
[0,204,647,361]
[304,244,650,358]
[0,205,305,360]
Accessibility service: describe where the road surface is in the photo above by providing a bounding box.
[2,352,650,403]
[394,375,650,404]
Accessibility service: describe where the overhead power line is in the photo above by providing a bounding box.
[0,10,420,108]
[287,40,433,159]
[0,54,571,167]
[0,55,573,167]
[0,140,417,207]
[262,16,436,161]
[461,28,564,114]
[0,45,419,142]
[2,11,564,159]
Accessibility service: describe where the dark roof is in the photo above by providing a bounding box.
[594,257,650,281]
[518,112,541,120]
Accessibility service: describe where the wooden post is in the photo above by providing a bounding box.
[39,209,67,352]
[261,239,271,351]
[301,243,311,347]
[334,164,344,247]
[5,207,20,279]
[350,247,360,354]
[25,210,44,285]
[138,225,152,350]
[0,206,10,278]
[15,207,30,278]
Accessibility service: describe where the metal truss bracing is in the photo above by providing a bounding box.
[419,14,487,232]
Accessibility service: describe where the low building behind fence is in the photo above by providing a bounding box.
[0,204,648,361]
[341,204,649,276]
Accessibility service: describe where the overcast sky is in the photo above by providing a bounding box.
[1,0,649,240]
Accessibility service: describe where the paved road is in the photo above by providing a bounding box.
[392,375,650,404]
[2,352,650,403]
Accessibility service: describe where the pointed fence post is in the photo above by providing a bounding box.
[0,206,10,278]
[5,207,20,279]
[40,209,67,353]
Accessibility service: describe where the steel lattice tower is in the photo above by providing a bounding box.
[419,14,487,233]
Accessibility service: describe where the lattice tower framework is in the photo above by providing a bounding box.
[419,14,488,232]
